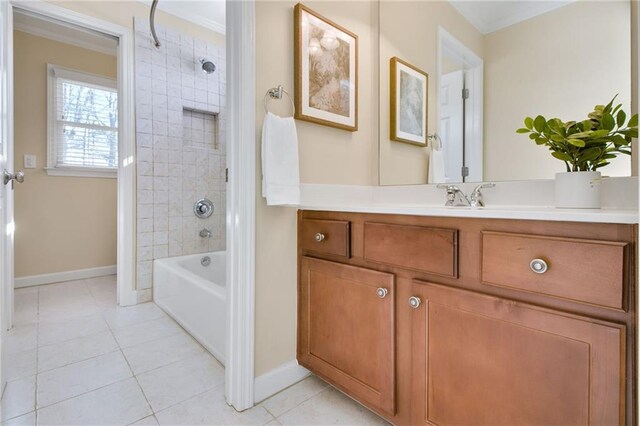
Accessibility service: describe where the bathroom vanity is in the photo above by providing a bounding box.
[297,209,636,425]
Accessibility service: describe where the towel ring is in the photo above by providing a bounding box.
[264,85,295,116]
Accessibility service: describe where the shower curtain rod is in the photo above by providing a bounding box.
[150,0,161,48]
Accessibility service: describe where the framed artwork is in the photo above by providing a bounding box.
[294,3,358,132]
[390,57,428,145]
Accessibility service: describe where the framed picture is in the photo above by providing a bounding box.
[390,57,428,146]
[294,3,358,132]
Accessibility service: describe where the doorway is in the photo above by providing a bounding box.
[0,1,137,395]
[437,27,483,183]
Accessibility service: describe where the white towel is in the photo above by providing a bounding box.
[261,112,300,206]
[428,142,446,184]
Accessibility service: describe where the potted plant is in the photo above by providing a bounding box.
[517,96,638,208]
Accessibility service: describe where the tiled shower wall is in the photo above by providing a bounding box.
[134,18,226,303]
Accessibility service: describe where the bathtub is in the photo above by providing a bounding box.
[153,251,226,365]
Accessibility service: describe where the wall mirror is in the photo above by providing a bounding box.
[379,0,634,185]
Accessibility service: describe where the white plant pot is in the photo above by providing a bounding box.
[554,171,602,209]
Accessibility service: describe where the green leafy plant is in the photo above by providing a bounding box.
[517,96,638,172]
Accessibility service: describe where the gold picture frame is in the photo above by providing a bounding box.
[294,3,358,132]
[390,57,428,146]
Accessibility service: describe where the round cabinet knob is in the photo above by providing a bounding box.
[314,233,325,242]
[376,288,388,299]
[408,296,421,309]
[530,258,548,274]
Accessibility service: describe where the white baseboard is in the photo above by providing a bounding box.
[254,360,310,404]
[14,265,117,288]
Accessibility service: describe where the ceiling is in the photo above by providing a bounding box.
[14,10,118,56]
[137,0,225,34]
[449,1,575,34]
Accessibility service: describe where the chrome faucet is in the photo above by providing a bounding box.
[437,185,471,207]
[469,183,496,208]
[199,228,212,238]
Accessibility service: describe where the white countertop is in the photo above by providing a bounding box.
[297,180,639,224]
[300,203,639,223]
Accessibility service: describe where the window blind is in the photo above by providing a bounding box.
[54,74,118,169]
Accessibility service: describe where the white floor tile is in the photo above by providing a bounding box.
[137,352,224,412]
[261,375,329,418]
[102,303,167,330]
[122,333,204,375]
[36,351,132,408]
[37,300,103,322]
[129,414,159,425]
[155,386,274,426]
[5,324,38,355]
[37,378,152,426]
[37,330,119,373]
[37,315,108,347]
[277,387,389,425]
[1,410,35,426]
[1,376,36,421]
[13,290,38,326]
[4,350,37,382]
[111,316,184,349]
[38,280,89,300]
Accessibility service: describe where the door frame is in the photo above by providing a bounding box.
[225,0,256,411]
[437,27,483,182]
[3,0,138,322]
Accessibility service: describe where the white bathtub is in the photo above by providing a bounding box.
[153,251,226,364]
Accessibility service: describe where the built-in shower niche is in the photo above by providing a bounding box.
[182,108,219,150]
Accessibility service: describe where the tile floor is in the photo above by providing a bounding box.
[1,275,388,425]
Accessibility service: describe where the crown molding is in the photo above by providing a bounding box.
[136,0,225,35]
[14,17,117,56]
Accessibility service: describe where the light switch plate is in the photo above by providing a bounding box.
[24,154,36,169]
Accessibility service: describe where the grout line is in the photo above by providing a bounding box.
[102,307,155,416]
[261,376,329,419]
[35,375,134,412]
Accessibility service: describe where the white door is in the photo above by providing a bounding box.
[439,70,464,183]
[0,0,13,391]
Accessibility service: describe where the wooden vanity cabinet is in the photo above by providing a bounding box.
[410,281,625,426]
[297,210,636,425]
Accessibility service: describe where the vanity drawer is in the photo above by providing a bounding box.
[301,219,350,258]
[481,231,628,310]
[363,222,458,278]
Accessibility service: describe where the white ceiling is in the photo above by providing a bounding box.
[14,10,119,56]
[137,0,226,34]
[449,1,575,34]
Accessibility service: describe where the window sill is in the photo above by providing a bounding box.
[45,167,117,179]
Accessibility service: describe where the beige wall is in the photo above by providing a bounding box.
[483,0,632,181]
[13,31,118,277]
[254,0,378,376]
[379,0,483,185]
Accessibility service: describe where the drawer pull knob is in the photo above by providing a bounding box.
[530,258,548,274]
[408,296,421,309]
[376,288,388,299]
[314,233,325,242]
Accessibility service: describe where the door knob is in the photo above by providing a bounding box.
[3,170,24,186]
[409,296,421,309]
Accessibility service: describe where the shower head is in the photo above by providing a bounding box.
[199,58,216,74]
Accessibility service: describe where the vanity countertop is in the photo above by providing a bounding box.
[297,180,639,224]
[299,203,639,224]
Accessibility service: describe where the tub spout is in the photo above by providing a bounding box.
[199,228,212,238]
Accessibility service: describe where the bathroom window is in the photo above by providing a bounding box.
[47,65,118,178]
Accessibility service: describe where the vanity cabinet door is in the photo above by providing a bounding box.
[298,256,396,416]
[410,281,625,426]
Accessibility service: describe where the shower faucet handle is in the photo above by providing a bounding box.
[199,228,212,238]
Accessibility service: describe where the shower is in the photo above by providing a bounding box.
[199,58,216,74]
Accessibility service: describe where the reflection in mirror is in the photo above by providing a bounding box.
[379,0,634,185]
